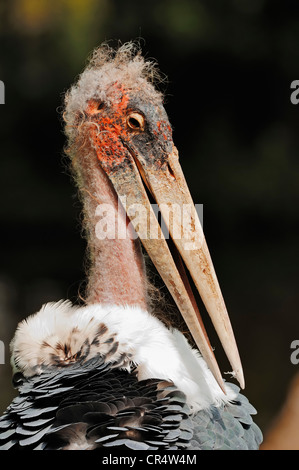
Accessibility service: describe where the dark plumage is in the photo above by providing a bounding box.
[0,355,261,450]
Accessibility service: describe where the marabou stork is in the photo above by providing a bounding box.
[0,42,262,450]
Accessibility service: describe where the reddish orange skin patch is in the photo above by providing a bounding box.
[84,83,173,175]
[157,120,172,142]
[86,84,131,171]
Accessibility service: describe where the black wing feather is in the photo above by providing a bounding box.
[0,358,262,450]
[189,384,263,450]
[0,356,190,450]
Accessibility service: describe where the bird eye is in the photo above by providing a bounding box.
[97,102,105,111]
[127,112,145,131]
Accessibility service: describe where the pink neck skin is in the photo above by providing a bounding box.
[73,150,147,309]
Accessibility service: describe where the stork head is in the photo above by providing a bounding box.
[64,42,172,174]
[63,42,244,391]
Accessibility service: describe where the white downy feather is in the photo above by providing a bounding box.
[11,301,236,412]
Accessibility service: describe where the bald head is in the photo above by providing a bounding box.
[63,42,165,148]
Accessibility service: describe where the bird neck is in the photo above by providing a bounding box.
[72,149,148,308]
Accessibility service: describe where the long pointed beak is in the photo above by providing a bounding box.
[98,145,244,391]
[136,146,244,389]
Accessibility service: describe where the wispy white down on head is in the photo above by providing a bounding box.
[11,301,237,412]
[64,41,164,148]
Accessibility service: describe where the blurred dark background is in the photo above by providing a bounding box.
[0,0,299,437]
